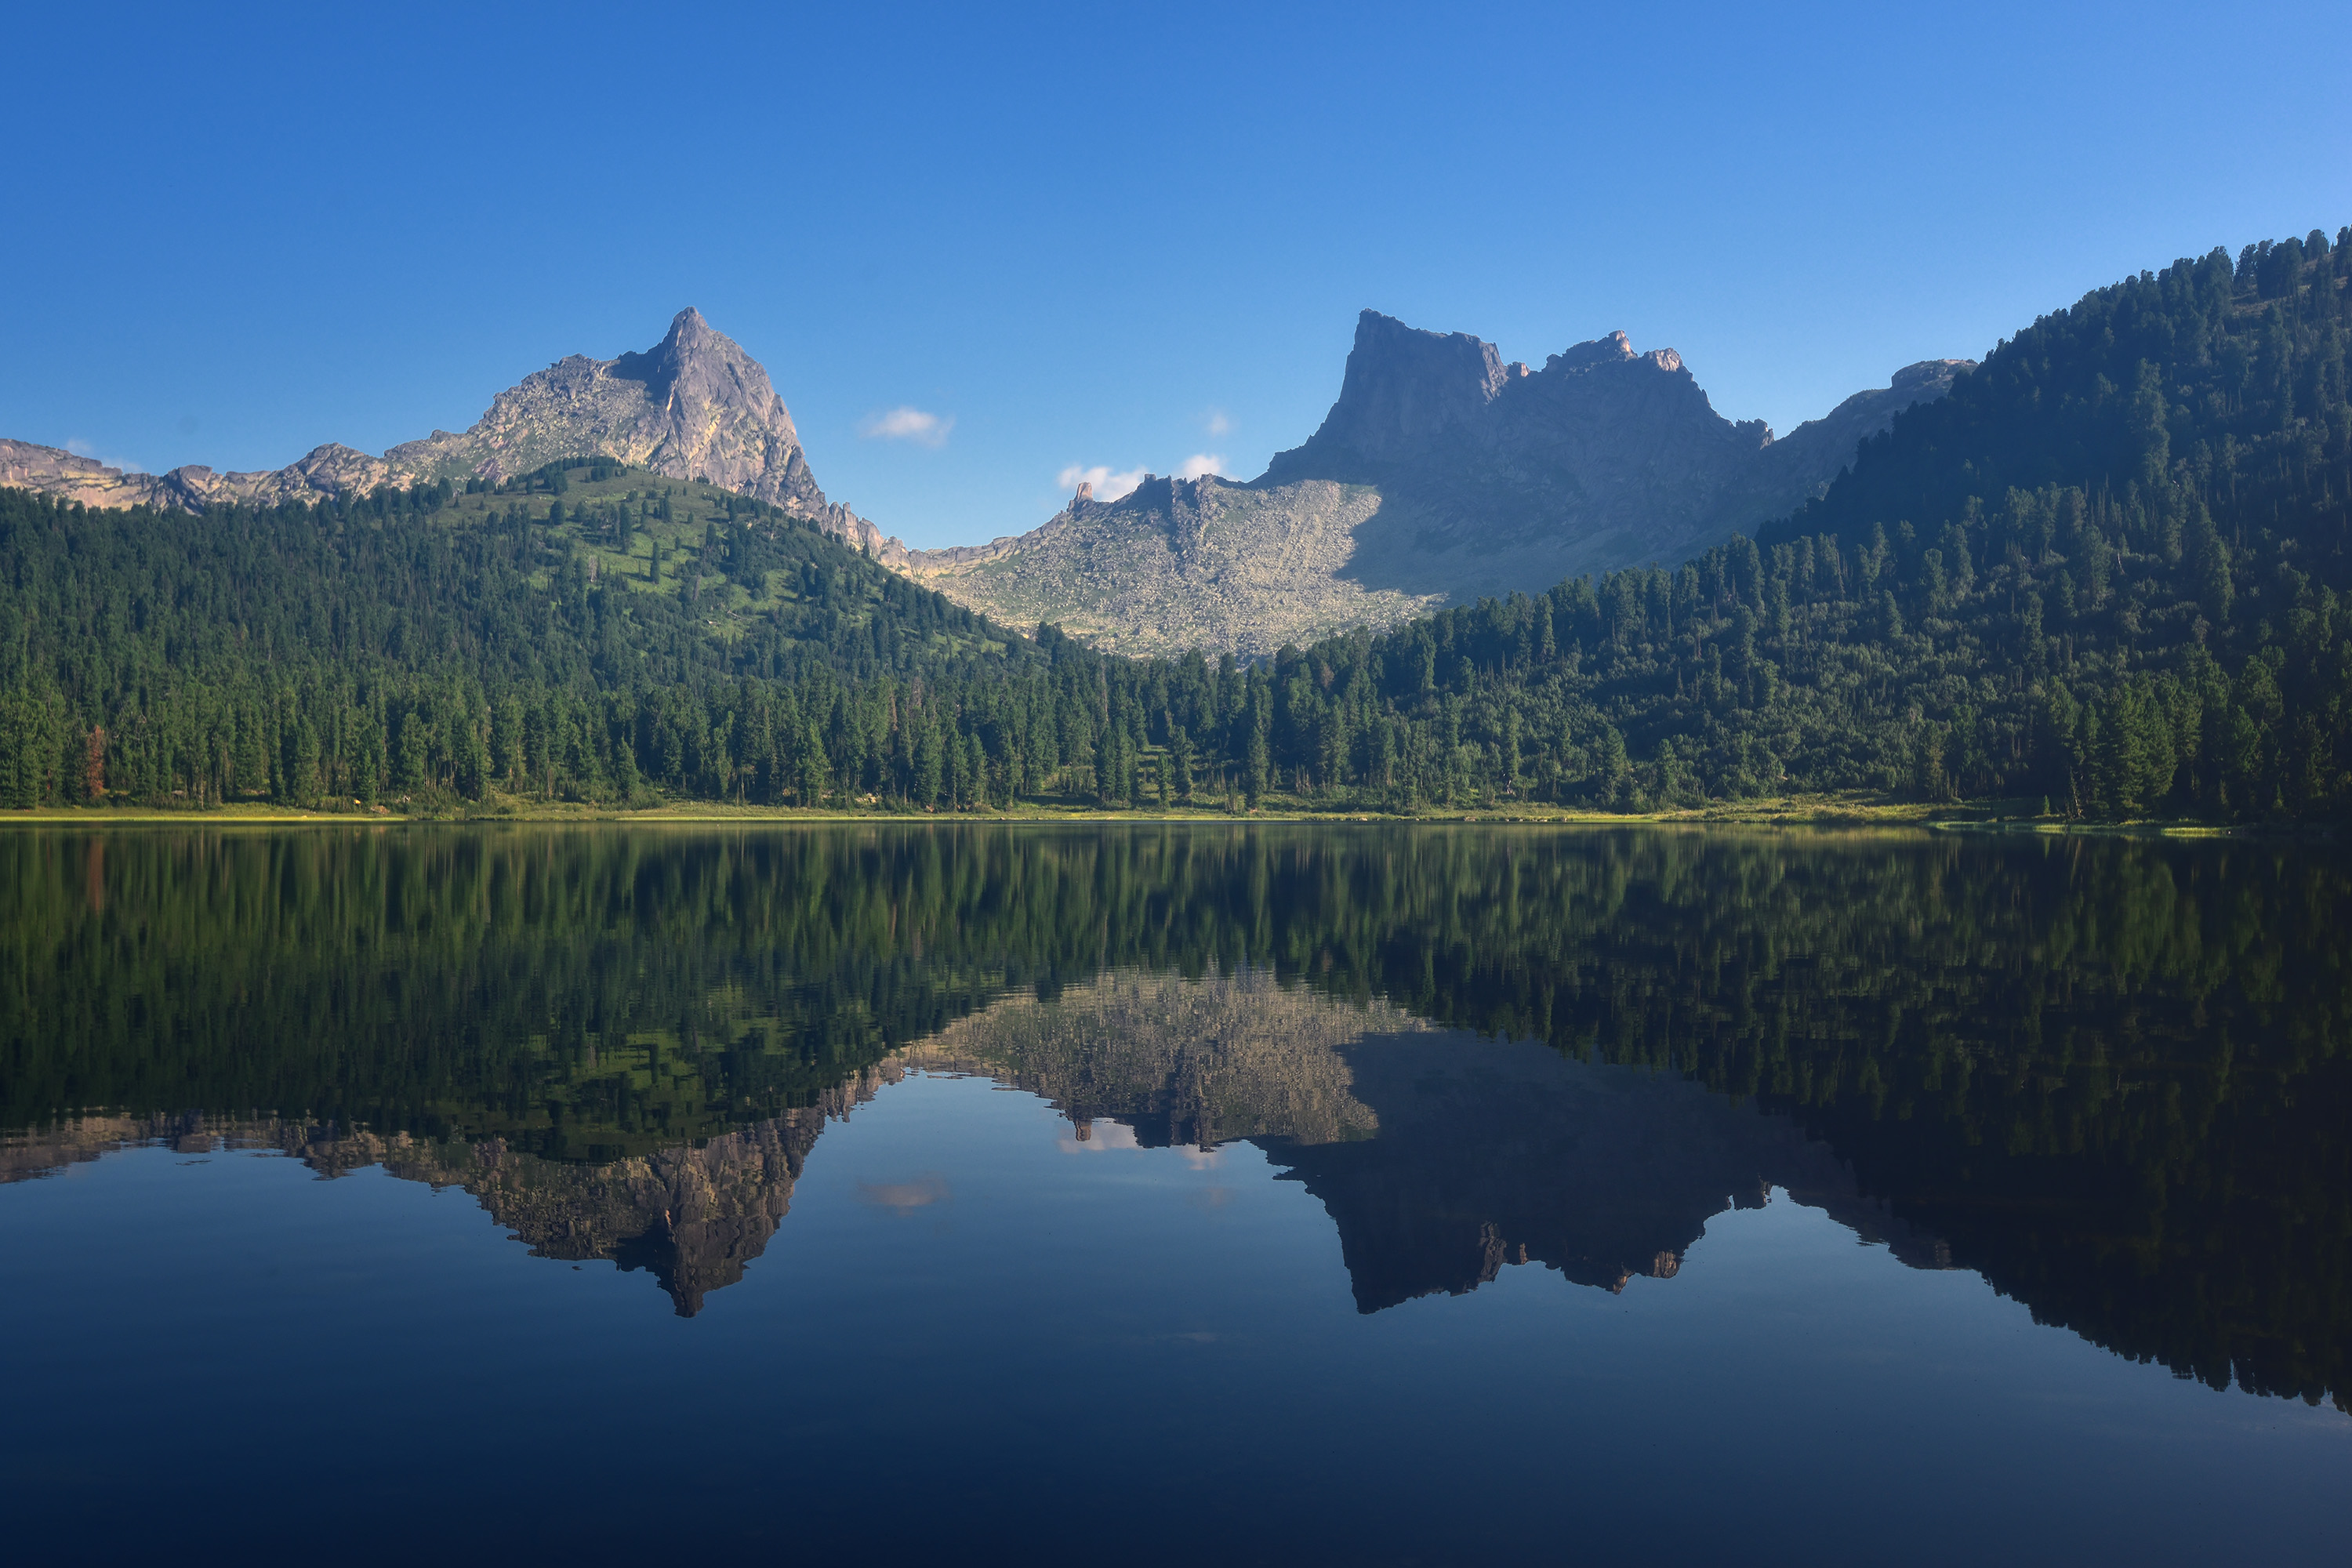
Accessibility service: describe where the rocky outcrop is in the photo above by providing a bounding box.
[910,311,1973,656]
[1262,318,1755,503]
[1279,312,1518,467]
[1,309,905,557]
[1272,312,1973,561]
[2,438,159,508]
[900,474,1445,659]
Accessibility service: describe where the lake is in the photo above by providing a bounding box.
[1,823,2343,1563]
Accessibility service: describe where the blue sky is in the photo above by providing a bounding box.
[5,2,2347,549]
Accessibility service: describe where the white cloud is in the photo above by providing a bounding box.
[1057,462,1148,501]
[858,406,953,447]
[1177,452,1227,481]
[1203,408,1232,437]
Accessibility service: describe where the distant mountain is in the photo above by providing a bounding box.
[0,308,900,556]
[902,310,1969,657]
[2,304,1966,660]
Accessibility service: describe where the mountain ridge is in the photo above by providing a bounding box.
[901,314,1971,656]
[0,308,902,557]
[4,303,1969,659]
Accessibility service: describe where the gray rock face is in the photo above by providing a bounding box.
[1261,309,1918,562]
[1290,311,1516,466]
[909,310,1974,656]
[0,308,899,557]
[385,307,829,506]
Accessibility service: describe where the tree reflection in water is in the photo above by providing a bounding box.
[1,823,2343,1406]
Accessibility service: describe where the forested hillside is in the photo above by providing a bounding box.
[1253,228,2352,819]
[0,465,1075,808]
[2,229,2347,819]
[0,458,1367,814]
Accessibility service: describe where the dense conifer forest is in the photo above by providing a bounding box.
[1,227,2346,818]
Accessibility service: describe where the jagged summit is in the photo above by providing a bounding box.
[608,306,720,407]
[1290,310,1513,469]
[1,308,899,556]
[1261,311,1733,490]
[385,305,829,512]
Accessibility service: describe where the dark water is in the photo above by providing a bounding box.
[2,824,2344,1563]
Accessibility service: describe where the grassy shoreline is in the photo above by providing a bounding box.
[0,791,2306,836]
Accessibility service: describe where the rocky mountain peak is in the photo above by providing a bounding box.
[0,309,910,557]
[1265,311,1718,488]
[1269,310,1511,474]
[607,307,770,420]
[1265,314,1720,490]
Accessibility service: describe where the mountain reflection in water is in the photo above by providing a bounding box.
[5,975,1947,1319]
[902,970,1951,1308]
[1,823,2346,1409]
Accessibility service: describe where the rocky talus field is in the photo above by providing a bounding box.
[900,477,1448,659]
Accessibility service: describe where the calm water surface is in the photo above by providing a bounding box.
[2,824,2344,1563]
